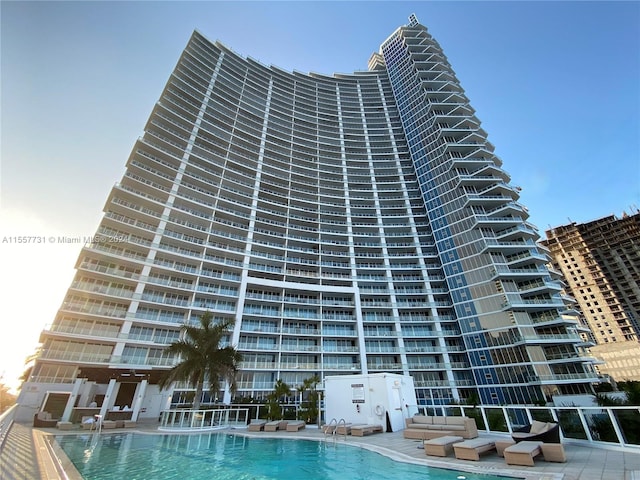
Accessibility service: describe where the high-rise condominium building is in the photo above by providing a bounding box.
[17,15,600,422]
[543,212,640,382]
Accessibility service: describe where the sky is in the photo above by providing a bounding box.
[1,1,638,393]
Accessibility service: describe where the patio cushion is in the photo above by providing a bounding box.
[413,416,432,424]
[446,417,466,426]
[529,420,548,434]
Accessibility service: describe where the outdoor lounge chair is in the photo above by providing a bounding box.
[285,420,306,432]
[248,419,267,431]
[512,421,560,443]
[350,424,383,436]
[336,424,354,435]
[322,423,354,434]
[264,420,287,432]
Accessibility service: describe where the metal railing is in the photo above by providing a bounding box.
[409,404,640,450]
[0,405,17,451]
[323,417,347,443]
[159,408,249,431]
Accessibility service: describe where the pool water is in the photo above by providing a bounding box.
[54,432,517,480]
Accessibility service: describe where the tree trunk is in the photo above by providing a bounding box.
[193,380,204,410]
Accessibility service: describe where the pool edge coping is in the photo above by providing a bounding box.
[35,428,86,480]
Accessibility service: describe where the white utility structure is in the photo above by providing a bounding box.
[324,373,417,432]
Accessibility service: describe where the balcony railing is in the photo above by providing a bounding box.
[38,350,112,363]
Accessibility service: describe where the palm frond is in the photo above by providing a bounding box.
[158,312,241,403]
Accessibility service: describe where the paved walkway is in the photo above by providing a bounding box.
[0,423,40,480]
[2,422,640,480]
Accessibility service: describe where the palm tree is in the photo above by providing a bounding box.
[266,379,291,420]
[158,312,242,410]
[19,347,42,389]
[296,375,320,423]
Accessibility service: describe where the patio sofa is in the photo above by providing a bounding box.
[403,415,478,440]
[33,411,58,428]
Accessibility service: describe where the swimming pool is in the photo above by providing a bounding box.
[54,432,519,480]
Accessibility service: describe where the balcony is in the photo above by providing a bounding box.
[407,361,469,369]
[491,265,549,281]
[278,363,320,371]
[475,215,523,228]
[237,343,279,351]
[530,313,568,326]
[492,224,538,240]
[457,175,505,189]
[280,344,320,352]
[503,297,566,312]
[70,282,135,299]
[60,302,128,319]
[486,201,528,218]
[41,325,120,343]
[78,260,141,280]
[449,156,489,169]
[111,355,175,367]
[367,362,403,371]
[529,372,602,384]
[38,350,112,364]
[323,363,361,371]
[239,361,278,370]
[413,380,455,387]
[465,193,514,207]
[505,249,549,267]
[516,280,562,294]
[518,333,584,344]
[483,238,538,252]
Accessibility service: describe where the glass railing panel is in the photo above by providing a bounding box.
[557,408,588,440]
[530,407,554,423]
[506,407,529,429]
[443,406,463,417]
[461,407,487,431]
[484,407,509,432]
[614,409,640,445]
[585,410,619,443]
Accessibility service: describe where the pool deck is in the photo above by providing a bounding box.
[2,421,640,480]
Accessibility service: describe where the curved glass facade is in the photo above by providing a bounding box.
[21,16,600,418]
